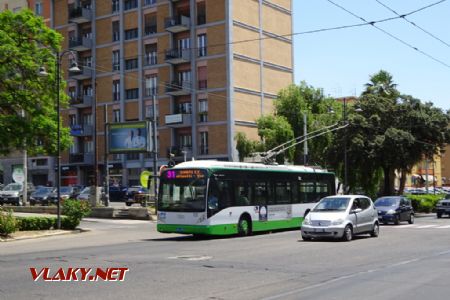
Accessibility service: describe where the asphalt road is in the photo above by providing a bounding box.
[1,214,450,300]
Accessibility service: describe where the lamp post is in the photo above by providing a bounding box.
[40,51,80,229]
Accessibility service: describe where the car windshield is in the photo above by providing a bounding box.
[80,187,90,194]
[374,197,400,207]
[4,184,22,191]
[60,187,73,193]
[313,197,350,212]
[159,170,207,212]
[35,187,53,193]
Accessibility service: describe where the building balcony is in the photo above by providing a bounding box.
[165,48,191,64]
[165,81,191,96]
[68,7,92,24]
[69,153,94,165]
[70,124,93,137]
[164,16,190,33]
[164,113,192,127]
[144,54,157,66]
[69,37,93,51]
[167,146,193,159]
[69,67,92,80]
[69,95,93,108]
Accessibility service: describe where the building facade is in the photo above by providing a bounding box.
[48,0,293,186]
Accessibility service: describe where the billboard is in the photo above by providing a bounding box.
[107,121,152,154]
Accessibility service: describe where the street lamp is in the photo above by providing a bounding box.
[40,50,80,229]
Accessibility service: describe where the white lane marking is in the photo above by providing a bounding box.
[436,225,450,229]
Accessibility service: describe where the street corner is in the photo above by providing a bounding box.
[0,228,89,243]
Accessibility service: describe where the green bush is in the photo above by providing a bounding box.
[61,199,91,230]
[0,209,17,237]
[406,194,443,213]
[16,217,56,231]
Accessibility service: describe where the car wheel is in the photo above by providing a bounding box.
[408,214,414,224]
[301,235,311,241]
[342,225,353,241]
[394,216,400,225]
[437,212,442,219]
[125,202,132,207]
[370,223,379,237]
[238,216,252,237]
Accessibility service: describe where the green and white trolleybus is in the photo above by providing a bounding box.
[157,160,335,236]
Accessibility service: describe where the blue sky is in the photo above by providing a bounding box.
[293,0,450,110]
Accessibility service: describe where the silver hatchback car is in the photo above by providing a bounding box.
[301,195,379,241]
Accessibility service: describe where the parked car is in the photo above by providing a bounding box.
[0,183,35,206]
[49,186,82,204]
[30,187,55,206]
[77,187,91,201]
[301,195,379,241]
[374,196,414,225]
[108,186,127,202]
[436,194,450,218]
[125,186,149,206]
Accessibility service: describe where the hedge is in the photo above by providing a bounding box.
[405,194,444,213]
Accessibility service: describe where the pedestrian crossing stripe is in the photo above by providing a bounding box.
[390,224,450,229]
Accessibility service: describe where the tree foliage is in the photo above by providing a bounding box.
[0,9,71,156]
[256,115,294,164]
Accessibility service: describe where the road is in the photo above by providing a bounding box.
[1,214,450,300]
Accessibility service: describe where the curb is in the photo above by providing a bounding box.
[0,228,89,242]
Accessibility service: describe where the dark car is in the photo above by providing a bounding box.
[436,194,450,218]
[109,186,127,202]
[125,186,149,206]
[30,187,55,206]
[49,186,82,204]
[374,196,414,225]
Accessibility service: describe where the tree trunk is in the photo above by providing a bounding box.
[399,169,407,195]
[382,166,393,196]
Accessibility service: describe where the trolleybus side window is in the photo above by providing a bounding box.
[235,181,251,206]
[254,181,268,206]
[299,181,316,203]
[275,181,292,204]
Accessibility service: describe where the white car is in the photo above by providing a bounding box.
[77,187,91,201]
[301,195,379,241]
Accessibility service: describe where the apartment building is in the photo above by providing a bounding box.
[50,0,293,186]
[1,0,293,187]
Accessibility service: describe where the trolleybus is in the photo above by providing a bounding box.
[157,161,335,236]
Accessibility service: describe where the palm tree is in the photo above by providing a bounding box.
[363,70,398,96]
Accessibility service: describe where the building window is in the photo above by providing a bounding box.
[35,1,42,16]
[125,88,139,100]
[198,99,208,123]
[83,85,93,96]
[84,56,92,68]
[124,0,137,11]
[69,114,77,126]
[113,80,120,101]
[84,140,94,153]
[144,0,156,5]
[145,75,157,97]
[112,21,120,41]
[178,38,191,51]
[177,71,191,85]
[177,102,192,114]
[145,44,157,65]
[144,14,157,35]
[112,0,119,12]
[179,135,192,148]
[112,50,120,71]
[124,28,138,40]
[197,34,207,57]
[82,114,93,125]
[68,87,76,101]
[197,2,206,25]
[200,132,208,155]
[113,109,121,122]
[125,58,138,70]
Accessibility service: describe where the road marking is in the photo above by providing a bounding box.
[416,225,437,228]
[436,225,450,229]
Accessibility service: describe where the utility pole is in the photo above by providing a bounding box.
[343,98,348,195]
[152,95,158,200]
[303,112,308,165]
[104,104,110,207]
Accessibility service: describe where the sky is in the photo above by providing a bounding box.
[293,0,450,110]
